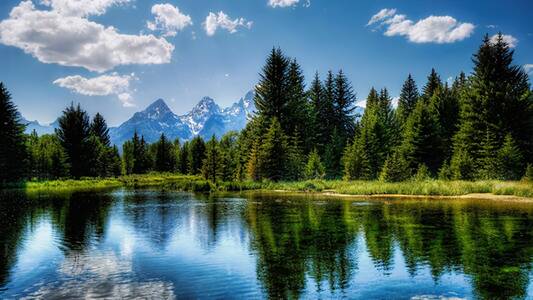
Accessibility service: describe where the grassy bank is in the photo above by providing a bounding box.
[20,173,533,198]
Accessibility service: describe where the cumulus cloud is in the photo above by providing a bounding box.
[203,11,252,36]
[0,1,174,72]
[268,0,299,8]
[490,34,518,48]
[53,73,137,107]
[39,0,131,17]
[147,3,192,37]
[368,8,475,44]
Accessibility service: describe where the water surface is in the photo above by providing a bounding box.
[1,189,533,299]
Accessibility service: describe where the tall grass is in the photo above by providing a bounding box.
[22,174,533,198]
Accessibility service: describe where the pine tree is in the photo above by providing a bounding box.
[523,164,533,181]
[308,72,326,153]
[429,85,460,161]
[400,100,443,175]
[379,150,410,182]
[201,135,223,182]
[497,134,524,180]
[254,48,291,127]
[323,128,344,179]
[188,136,206,175]
[178,141,190,174]
[219,132,239,181]
[422,68,442,101]
[122,140,134,175]
[155,133,176,172]
[108,146,122,177]
[286,131,305,181]
[90,113,110,147]
[396,74,419,128]
[246,140,261,181]
[343,140,371,180]
[258,118,289,181]
[286,59,310,150]
[305,149,325,179]
[451,34,532,178]
[56,103,91,178]
[333,69,357,142]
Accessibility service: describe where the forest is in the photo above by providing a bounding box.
[1,34,532,187]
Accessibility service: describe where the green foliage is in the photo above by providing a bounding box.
[201,135,223,182]
[396,74,419,128]
[413,164,431,181]
[523,164,533,181]
[258,118,289,181]
[188,136,206,175]
[324,128,345,179]
[305,149,325,180]
[438,161,452,180]
[343,140,370,180]
[422,68,442,100]
[219,131,240,181]
[155,134,176,172]
[379,150,410,182]
[26,133,69,179]
[56,103,92,178]
[497,134,524,180]
[400,100,443,175]
[90,113,110,147]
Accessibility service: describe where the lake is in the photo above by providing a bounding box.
[1,189,532,299]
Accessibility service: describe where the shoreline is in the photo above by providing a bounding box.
[8,174,532,200]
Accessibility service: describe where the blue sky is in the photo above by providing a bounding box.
[0,0,531,126]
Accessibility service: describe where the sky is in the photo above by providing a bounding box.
[0,0,532,126]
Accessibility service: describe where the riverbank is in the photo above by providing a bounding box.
[16,173,533,199]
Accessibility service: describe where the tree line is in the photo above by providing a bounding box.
[0,33,532,185]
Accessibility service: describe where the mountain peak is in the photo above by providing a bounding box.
[145,98,170,112]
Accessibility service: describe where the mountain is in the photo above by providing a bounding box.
[109,91,256,146]
[20,115,58,135]
[109,99,192,146]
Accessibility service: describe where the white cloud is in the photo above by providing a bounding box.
[268,0,299,8]
[490,34,518,48]
[39,0,131,17]
[368,9,475,44]
[147,3,192,37]
[524,64,533,74]
[0,1,174,72]
[53,73,137,107]
[367,8,397,26]
[203,11,252,36]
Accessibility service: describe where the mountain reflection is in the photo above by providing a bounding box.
[0,190,533,299]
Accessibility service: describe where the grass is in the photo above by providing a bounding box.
[18,173,533,198]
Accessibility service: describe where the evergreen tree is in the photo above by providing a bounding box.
[219,132,239,181]
[188,136,206,175]
[308,72,327,153]
[286,131,305,180]
[379,150,410,182]
[400,100,443,175]
[201,135,223,182]
[86,134,107,177]
[323,128,345,179]
[90,113,110,147]
[0,82,28,184]
[451,34,532,178]
[429,85,460,161]
[497,134,524,180]
[258,118,289,181]
[286,59,310,150]
[130,132,151,174]
[422,68,443,100]
[333,70,357,141]
[246,140,261,181]
[108,145,122,177]
[155,133,176,172]
[523,164,533,181]
[56,103,91,178]
[254,48,291,127]
[343,140,371,180]
[122,140,134,175]
[396,74,419,128]
[305,149,325,179]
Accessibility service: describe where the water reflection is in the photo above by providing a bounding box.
[0,190,532,299]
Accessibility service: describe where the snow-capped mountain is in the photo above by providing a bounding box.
[20,115,58,135]
[179,97,221,136]
[109,98,192,147]
[109,91,256,146]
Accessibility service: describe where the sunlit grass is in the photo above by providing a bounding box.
[22,174,533,198]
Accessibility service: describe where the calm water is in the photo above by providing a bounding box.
[1,189,533,299]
